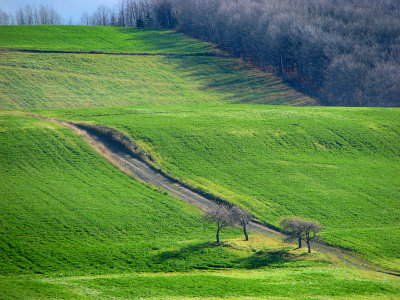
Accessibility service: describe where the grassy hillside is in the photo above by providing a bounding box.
[0,113,246,276]
[0,25,318,109]
[1,25,399,298]
[0,25,211,54]
[2,113,400,298]
[0,51,317,109]
[4,267,400,299]
[43,105,400,271]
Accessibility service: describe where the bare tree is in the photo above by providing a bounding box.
[303,219,322,253]
[117,1,126,27]
[110,12,117,26]
[80,12,90,26]
[90,5,112,26]
[230,205,252,241]
[204,205,233,244]
[15,7,26,25]
[14,4,61,25]
[26,5,35,24]
[66,17,74,25]
[153,0,175,28]
[280,217,306,249]
[37,5,61,25]
[0,9,12,25]
[280,217,322,253]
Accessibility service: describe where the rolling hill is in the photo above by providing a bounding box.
[0,25,211,54]
[0,113,245,276]
[42,105,400,272]
[1,25,399,298]
[1,112,399,298]
[0,26,318,109]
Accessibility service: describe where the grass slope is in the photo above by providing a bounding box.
[4,267,400,299]
[1,113,399,298]
[1,25,399,298]
[0,25,211,54]
[0,25,318,109]
[43,105,400,271]
[0,51,316,109]
[0,113,246,276]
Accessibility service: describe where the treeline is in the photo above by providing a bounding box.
[0,5,62,25]
[78,0,400,107]
[2,0,399,107]
[169,0,400,107]
[79,0,175,28]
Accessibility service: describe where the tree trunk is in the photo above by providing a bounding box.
[307,238,311,253]
[298,236,302,248]
[243,226,249,241]
[216,227,220,243]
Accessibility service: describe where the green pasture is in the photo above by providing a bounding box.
[0,25,211,53]
[43,105,400,271]
[0,51,316,109]
[1,113,399,298]
[1,25,399,298]
[3,267,400,299]
[0,113,247,276]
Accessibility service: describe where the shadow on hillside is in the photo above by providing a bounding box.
[114,28,209,53]
[236,248,294,269]
[153,242,220,263]
[153,242,295,270]
[162,56,295,104]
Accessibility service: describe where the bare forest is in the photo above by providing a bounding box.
[170,0,400,107]
[1,5,62,25]
[2,0,399,107]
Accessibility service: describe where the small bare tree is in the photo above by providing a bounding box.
[280,217,306,248]
[15,7,26,25]
[0,9,12,25]
[303,220,322,253]
[230,205,252,241]
[280,217,322,253]
[204,204,233,244]
[80,12,90,26]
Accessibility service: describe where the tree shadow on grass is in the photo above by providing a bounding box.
[152,242,295,271]
[151,242,241,270]
[237,248,295,269]
[153,242,220,262]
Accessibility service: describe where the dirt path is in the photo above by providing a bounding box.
[49,118,398,276]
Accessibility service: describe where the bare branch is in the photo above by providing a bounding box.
[230,205,252,241]
[204,204,233,243]
[280,216,322,253]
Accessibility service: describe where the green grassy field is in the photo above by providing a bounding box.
[0,51,316,109]
[3,267,400,299]
[0,25,211,53]
[0,113,246,276]
[42,105,400,272]
[2,113,399,298]
[1,25,400,298]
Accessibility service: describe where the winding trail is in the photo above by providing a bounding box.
[48,118,398,276]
